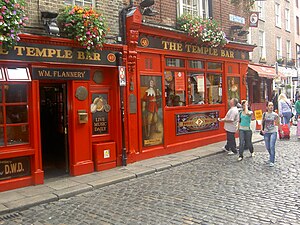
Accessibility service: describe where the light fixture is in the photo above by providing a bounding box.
[41,11,59,36]
[139,0,158,16]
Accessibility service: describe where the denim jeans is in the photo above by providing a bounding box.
[225,131,237,153]
[282,111,292,125]
[239,129,253,158]
[264,132,277,163]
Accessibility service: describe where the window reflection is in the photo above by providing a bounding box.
[0,127,3,146]
[7,125,29,145]
[6,106,28,124]
[188,73,205,105]
[165,71,186,106]
[207,62,223,71]
[206,73,222,104]
[5,84,27,103]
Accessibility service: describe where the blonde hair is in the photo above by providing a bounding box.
[278,93,288,102]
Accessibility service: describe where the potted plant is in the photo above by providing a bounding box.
[57,5,107,54]
[259,57,266,63]
[177,14,228,47]
[286,59,295,67]
[285,84,292,89]
[277,58,284,65]
[0,0,28,50]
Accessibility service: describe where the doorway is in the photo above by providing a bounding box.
[40,83,69,178]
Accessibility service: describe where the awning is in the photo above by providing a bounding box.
[248,64,285,79]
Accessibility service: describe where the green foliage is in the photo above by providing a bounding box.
[231,0,255,13]
[0,0,28,50]
[177,14,228,47]
[57,5,107,54]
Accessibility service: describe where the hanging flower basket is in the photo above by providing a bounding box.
[57,5,108,54]
[177,14,228,48]
[0,0,28,51]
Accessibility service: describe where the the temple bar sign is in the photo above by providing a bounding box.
[139,35,249,60]
[32,68,90,80]
[0,43,118,66]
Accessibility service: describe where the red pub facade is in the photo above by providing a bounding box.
[0,10,254,192]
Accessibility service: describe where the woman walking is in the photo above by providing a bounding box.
[238,100,254,161]
[261,102,282,167]
[278,93,292,126]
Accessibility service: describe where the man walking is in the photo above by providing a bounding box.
[218,98,239,155]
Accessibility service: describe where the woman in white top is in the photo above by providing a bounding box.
[278,93,292,126]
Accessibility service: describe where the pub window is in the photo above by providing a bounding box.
[64,0,95,7]
[0,84,29,146]
[165,71,186,106]
[165,58,185,68]
[188,60,204,69]
[5,68,31,82]
[207,62,223,71]
[206,73,222,104]
[188,72,205,105]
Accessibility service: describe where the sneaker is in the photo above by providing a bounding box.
[269,162,275,167]
[222,146,229,152]
[250,152,255,157]
[228,151,236,155]
[238,156,243,161]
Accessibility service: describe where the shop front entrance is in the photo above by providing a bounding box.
[40,83,69,178]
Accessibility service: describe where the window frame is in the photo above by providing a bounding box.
[286,40,291,60]
[276,36,282,59]
[177,0,210,18]
[64,0,95,8]
[257,1,265,20]
[285,8,290,31]
[275,3,281,28]
[258,30,266,59]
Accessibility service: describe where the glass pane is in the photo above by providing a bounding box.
[165,71,186,106]
[188,60,204,69]
[0,127,3,146]
[5,84,27,103]
[64,0,72,5]
[165,58,185,67]
[6,68,30,81]
[140,76,164,147]
[206,73,222,104]
[0,106,3,124]
[227,77,240,103]
[7,125,29,145]
[6,106,28,124]
[207,62,223,70]
[188,73,205,105]
[0,85,2,103]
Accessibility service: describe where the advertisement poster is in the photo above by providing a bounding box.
[91,93,110,135]
[140,76,164,147]
[227,77,240,102]
[175,72,185,91]
[176,111,219,135]
[196,75,205,92]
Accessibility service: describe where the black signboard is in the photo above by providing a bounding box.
[91,93,109,135]
[138,35,249,60]
[32,68,90,80]
[0,156,31,181]
[0,42,118,66]
[176,111,219,135]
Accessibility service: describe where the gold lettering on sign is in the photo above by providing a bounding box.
[0,48,9,55]
[77,51,101,61]
[161,41,183,51]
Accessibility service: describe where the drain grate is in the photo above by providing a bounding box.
[0,212,22,221]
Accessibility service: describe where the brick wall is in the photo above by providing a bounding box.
[23,0,126,40]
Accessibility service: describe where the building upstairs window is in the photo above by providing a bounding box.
[258,30,266,60]
[64,0,95,7]
[286,40,291,60]
[276,36,282,59]
[285,8,290,31]
[275,3,281,28]
[178,0,210,18]
[257,1,265,20]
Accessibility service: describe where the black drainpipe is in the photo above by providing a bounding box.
[120,0,134,44]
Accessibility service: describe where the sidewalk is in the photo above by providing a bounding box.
[0,131,264,215]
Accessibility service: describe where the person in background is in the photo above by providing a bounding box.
[271,90,278,112]
[295,95,300,121]
[278,93,292,126]
[218,98,239,155]
[261,102,282,167]
[238,100,254,161]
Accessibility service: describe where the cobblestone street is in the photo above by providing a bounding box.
[1,131,300,225]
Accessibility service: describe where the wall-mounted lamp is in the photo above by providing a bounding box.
[41,11,59,36]
[140,0,158,16]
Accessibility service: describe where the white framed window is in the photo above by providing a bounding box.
[178,0,209,18]
[276,37,282,59]
[275,3,281,27]
[258,30,266,59]
[257,1,265,20]
[285,8,290,31]
[286,40,291,60]
[64,0,94,7]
